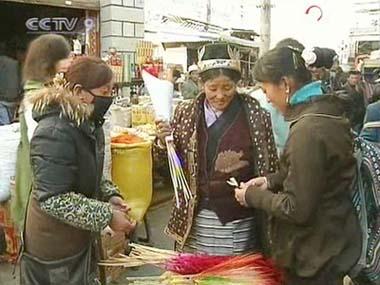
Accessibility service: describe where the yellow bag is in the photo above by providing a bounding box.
[111,141,153,221]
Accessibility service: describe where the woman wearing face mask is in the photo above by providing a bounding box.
[13,34,73,231]
[20,57,135,285]
[235,47,362,284]
[155,43,278,255]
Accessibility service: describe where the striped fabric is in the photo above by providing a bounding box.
[184,208,259,255]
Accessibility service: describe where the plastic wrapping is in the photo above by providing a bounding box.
[0,123,20,202]
[111,141,153,221]
[109,105,132,128]
[142,70,173,121]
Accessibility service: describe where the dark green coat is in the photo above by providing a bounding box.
[245,95,362,277]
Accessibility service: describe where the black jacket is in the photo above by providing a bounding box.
[23,86,114,261]
[31,107,105,203]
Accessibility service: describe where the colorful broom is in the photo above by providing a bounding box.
[165,135,193,208]
[99,243,283,285]
[126,271,279,285]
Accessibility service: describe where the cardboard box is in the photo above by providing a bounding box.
[101,231,127,283]
[101,231,126,259]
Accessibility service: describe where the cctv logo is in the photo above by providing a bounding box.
[26,17,79,32]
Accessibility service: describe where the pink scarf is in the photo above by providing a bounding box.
[204,100,223,127]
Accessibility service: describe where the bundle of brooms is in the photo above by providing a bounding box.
[99,243,283,285]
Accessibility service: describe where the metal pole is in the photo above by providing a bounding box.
[259,0,271,56]
[207,0,212,24]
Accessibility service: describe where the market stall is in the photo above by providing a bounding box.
[0,0,100,59]
[0,15,256,278]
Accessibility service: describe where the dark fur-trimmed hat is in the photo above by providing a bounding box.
[197,43,241,73]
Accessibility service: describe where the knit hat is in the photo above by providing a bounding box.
[302,47,338,69]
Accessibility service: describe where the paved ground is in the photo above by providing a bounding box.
[0,261,17,285]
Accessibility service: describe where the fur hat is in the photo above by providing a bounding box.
[197,43,241,73]
[188,64,199,73]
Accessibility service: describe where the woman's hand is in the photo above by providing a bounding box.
[235,177,268,207]
[155,119,172,145]
[235,183,249,207]
[242,177,268,191]
[109,196,130,213]
[110,209,136,234]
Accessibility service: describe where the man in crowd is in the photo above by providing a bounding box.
[181,64,200,100]
[344,70,367,132]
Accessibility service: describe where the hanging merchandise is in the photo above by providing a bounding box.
[136,41,153,66]
[135,41,157,80]
[111,133,152,222]
[73,39,82,55]
[105,47,124,83]
[143,56,160,78]
[123,54,132,83]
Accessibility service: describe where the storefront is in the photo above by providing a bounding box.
[0,0,100,60]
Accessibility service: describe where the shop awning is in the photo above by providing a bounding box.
[145,29,260,49]
[145,15,260,49]
[2,0,100,10]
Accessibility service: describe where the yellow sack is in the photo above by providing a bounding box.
[111,141,152,221]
